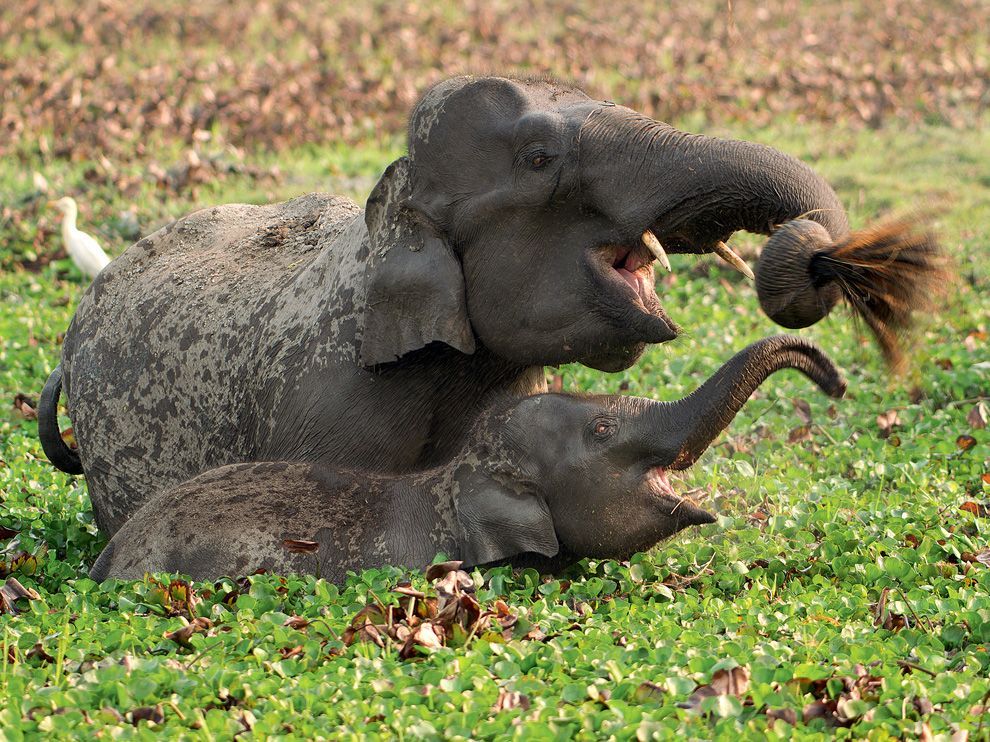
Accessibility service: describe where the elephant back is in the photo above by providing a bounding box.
[60,193,363,535]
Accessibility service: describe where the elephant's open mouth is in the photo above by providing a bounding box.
[589,242,677,341]
[611,243,656,300]
[643,465,714,524]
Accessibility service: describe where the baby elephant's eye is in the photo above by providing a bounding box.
[592,418,617,439]
[529,153,552,170]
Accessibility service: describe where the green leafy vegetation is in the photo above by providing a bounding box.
[2,1,989,737]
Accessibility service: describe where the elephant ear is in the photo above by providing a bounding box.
[453,463,559,567]
[360,156,476,367]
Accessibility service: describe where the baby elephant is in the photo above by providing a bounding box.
[91,336,845,583]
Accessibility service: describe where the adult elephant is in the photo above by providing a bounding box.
[41,75,851,535]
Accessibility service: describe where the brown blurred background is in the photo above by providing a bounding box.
[3,0,988,163]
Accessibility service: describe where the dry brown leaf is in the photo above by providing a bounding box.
[683,665,751,711]
[492,690,530,712]
[967,402,988,430]
[281,539,319,554]
[424,560,463,582]
[709,666,750,697]
[960,502,990,518]
[0,577,40,615]
[956,435,977,451]
[964,331,986,353]
[876,410,901,439]
[11,394,37,420]
[766,707,798,727]
[129,705,165,725]
[279,645,304,660]
[25,642,55,663]
[283,615,310,630]
[164,616,213,647]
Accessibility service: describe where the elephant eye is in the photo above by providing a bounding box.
[592,418,617,439]
[529,153,552,170]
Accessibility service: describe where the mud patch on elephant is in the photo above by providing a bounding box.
[255,212,320,250]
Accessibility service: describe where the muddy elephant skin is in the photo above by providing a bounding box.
[47,76,851,535]
[91,336,845,581]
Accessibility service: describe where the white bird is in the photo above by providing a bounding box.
[47,197,111,280]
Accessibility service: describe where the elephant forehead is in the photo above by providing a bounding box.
[409,76,591,154]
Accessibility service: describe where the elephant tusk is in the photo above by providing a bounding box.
[641,230,671,272]
[713,241,755,281]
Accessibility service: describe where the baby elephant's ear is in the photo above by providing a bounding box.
[454,465,559,567]
[360,156,476,367]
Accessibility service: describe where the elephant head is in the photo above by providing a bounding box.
[360,76,850,370]
[454,335,846,565]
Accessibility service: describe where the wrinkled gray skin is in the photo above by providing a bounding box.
[91,336,846,582]
[53,75,851,536]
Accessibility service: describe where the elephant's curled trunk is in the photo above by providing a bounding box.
[756,216,948,371]
[648,336,846,470]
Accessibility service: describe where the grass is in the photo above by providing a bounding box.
[1,118,989,738]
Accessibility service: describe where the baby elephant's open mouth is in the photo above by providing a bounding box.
[643,465,714,525]
[627,334,848,528]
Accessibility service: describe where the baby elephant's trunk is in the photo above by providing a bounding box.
[647,335,846,469]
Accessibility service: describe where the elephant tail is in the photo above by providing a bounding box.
[38,364,84,475]
[89,541,114,582]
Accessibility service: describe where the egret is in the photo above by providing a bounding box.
[47,197,111,279]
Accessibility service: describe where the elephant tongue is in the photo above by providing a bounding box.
[645,467,714,524]
[645,466,677,497]
[617,266,656,304]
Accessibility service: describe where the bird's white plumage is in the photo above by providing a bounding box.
[49,197,111,280]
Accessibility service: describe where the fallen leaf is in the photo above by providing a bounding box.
[129,705,165,725]
[876,410,901,438]
[524,627,548,642]
[164,616,213,647]
[683,665,751,711]
[281,539,319,554]
[960,502,990,517]
[393,585,427,599]
[967,402,988,430]
[709,666,750,697]
[964,331,986,353]
[400,621,442,658]
[425,560,465,582]
[956,435,977,451]
[25,642,55,663]
[792,398,813,424]
[492,690,530,712]
[283,615,310,630]
[279,645,304,659]
[11,394,37,420]
[0,577,41,615]
[766,707,797,727]
[0,526,19,540]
